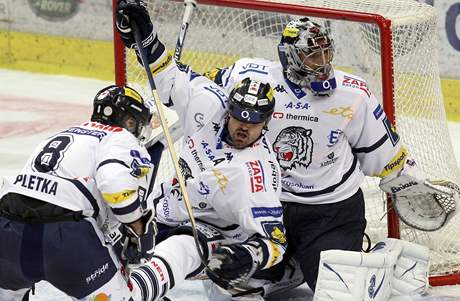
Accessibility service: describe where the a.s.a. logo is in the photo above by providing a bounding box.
[273,126,313,170]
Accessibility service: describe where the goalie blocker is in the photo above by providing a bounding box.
[379,158,459,231]
[314,238,430,301]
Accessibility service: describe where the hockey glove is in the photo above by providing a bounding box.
[380,158,459,231]
[120,210,157,264]
[206,242,260,290]
[116,0,164,64]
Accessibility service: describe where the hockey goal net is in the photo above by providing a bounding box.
[113,0,460,285]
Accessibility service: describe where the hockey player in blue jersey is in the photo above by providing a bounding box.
[203,17,460,300]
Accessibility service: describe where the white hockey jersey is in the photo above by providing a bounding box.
[206,58,407,205]
[149,53,286,269]
[0,122,153,224]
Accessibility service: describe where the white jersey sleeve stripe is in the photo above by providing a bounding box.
[111,200,140,216]
[203,86,226,109]
[96,159,130,171]
[223,64,235,87]
[352,134,388,154]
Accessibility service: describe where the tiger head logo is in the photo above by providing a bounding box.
[273,126,313,170]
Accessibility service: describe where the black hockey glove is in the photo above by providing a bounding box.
[116,0,164,64]
[120,210,157,264]
[206,242,260,290]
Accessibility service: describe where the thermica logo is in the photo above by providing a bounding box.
[28,0,81,21]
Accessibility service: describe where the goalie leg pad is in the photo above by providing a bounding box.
[314,249,397,301]
[390,239,429,297]
[0,287,30,301]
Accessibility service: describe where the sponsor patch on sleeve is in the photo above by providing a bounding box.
[151,51,173,75]
[103,189,136,204]
[373,104,383,120]
[382,116,400,146]
[252,206,283,218]
[379,147,407,178]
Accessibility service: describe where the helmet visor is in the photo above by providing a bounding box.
[121,113,152,146]
[229,103,268,124]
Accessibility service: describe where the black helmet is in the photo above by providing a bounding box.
[91,85,152,144]
[228,78,275,124]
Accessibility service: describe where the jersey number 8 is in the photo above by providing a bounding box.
[33,135,73,173]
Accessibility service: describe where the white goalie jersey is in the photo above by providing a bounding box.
[0,122,153,225]
[206,57,407,205]
[149,52,286,269]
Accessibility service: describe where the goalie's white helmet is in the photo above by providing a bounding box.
[278,17,336,95]
[91,85,152,145]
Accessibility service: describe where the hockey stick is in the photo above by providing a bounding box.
[174,0,197,61]
[130,21,213,274]
[144,141,164,208]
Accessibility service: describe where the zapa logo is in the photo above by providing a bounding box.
[342,76,371,97]
[246,160,266,193]
[28,0,82,21]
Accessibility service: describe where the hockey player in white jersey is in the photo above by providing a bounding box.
[204,17,459,299]
[114,1,287,300]
[0,85,159,300]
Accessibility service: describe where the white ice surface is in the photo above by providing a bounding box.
[1,69,459,300]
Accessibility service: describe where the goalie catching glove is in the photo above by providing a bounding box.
[116,0,165,64]
[206,240,262,290]
[379,158,459,231]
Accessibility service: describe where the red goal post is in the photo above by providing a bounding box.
[112,0,460,286]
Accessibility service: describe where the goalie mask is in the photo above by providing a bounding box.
[228,77,275,124]
[278,17,336,96]
[91,85,152,145]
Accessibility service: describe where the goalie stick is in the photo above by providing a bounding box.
[130,20,222,283]
[174,0,197,61]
